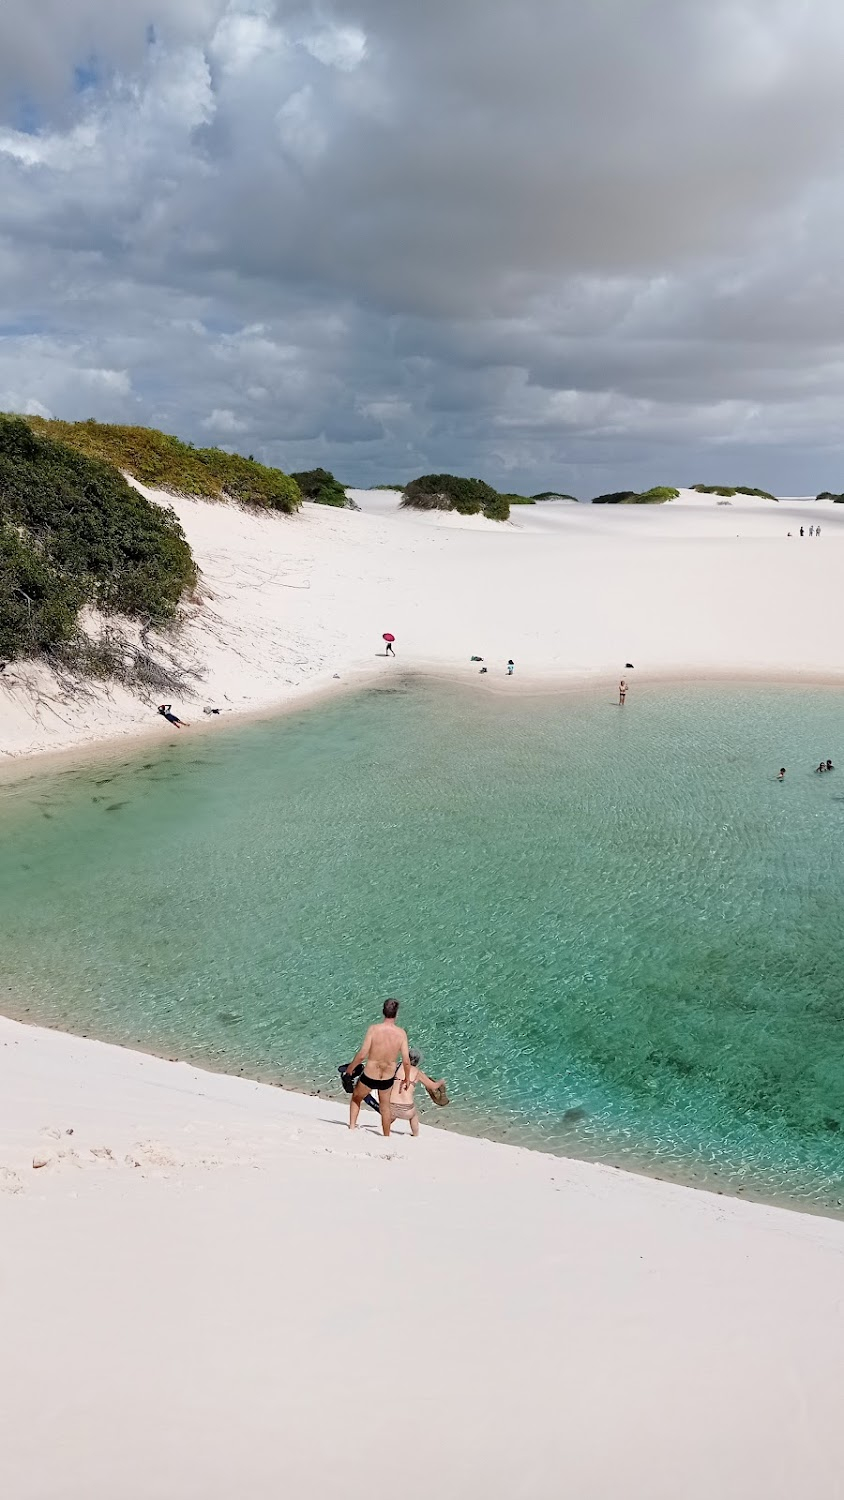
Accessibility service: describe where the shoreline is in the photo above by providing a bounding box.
[3,1009,844,1500]
[3,658,844,783]
[3,1001,840,1224]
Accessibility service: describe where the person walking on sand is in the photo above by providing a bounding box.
[800,526,804,537]
[389,1050,446,1137]
[817,525,822,538]
[809,524,814,537]
[343,998,411,1137]
[618,678,628,705]
[507,659,515,676]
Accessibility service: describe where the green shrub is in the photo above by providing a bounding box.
[692,483,776,500]
[502,493,536,505]
[290,467,349,507]
[402,474,510,521]
[531,491,578,501]
[817,491,844,502]
[0,415,197,663]
[25,417,300,512]
[592,486,678,504]
[635,486,680,503]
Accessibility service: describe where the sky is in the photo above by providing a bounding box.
[2,1,844,496]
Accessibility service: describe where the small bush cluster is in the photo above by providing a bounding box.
[817,491,844,502]
[691,484,777,500]
[0,415,196,663]
[25,417,301,512]
[402,473,511,521]
[289,467,350,507]
[591,487,679,505]
[531,491,579,501]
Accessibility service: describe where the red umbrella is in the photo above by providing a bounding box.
[382,633,395,642]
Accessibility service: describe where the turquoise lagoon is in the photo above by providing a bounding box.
[1,680,843,1214]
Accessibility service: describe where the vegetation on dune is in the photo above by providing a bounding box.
[817,491,844,502]
[290,467,350,507]
[531,491,579,501]
[501,492,536,505]
[25,417,301,512]
[591,486,680,504]
[402,473,511,521]
[0,415,196,666]
[691,484,777,500]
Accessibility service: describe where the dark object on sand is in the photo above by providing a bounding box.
[625,662,634,669]
[479,666,488,674]
[202,706,221,715]
[471,655,483,661]
[337,1062,379,1111]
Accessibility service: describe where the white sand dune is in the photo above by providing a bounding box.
[2,1014,843,1500]
[2,485,843,760]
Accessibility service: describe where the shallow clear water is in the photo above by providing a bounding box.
[2,680,843,1213]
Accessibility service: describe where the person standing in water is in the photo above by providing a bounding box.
[618,678,628,705]
[389,1050,446,1137]
[344,998,411,1137]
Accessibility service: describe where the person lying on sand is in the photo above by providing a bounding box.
[389,1050,447,1137]
[157,704,186,728]
[344,998,411,1137]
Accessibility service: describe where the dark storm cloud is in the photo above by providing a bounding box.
[2,1,844,494]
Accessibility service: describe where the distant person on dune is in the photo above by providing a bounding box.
[389,1050,447,1137]
[344,998,411,1137]
[157,704,186,728]
[618,678,628,705]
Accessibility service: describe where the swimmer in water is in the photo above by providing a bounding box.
[777,768,786,781]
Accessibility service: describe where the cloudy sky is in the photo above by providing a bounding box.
[2,1,844,495]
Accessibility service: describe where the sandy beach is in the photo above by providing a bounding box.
[2,486,844,761]
[2,1014,843,1500]
[3,488,844,1497]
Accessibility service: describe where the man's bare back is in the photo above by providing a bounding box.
[359,1019,409,1081]
[345,999,411,1136]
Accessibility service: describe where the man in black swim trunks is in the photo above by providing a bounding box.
[344,998,412,1137]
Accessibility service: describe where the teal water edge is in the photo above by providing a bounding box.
[2,680,843,1214]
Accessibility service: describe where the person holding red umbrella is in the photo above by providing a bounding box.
[383,632,396,657]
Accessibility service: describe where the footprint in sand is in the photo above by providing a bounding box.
[0,1166,23,1194]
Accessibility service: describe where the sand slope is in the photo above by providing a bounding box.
[2,486,843,760]
[1,1015,843,1500]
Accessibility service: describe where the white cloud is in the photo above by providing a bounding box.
[202,407,249,432]
[303,25,367,72]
